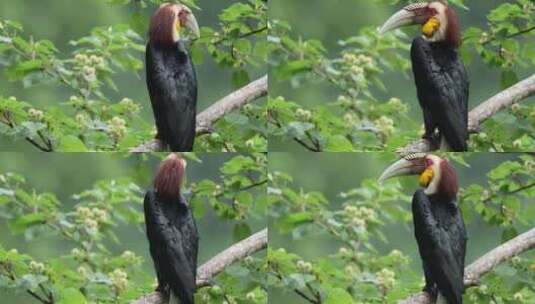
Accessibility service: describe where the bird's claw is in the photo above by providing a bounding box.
[422,133,440,150]
[423,284,438,301]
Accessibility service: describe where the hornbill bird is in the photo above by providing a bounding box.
[146,3,200,151]
[379,153,467,304]
[144,154,199,304]
[380,1,469,151]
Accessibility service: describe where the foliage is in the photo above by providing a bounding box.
[268,0,535,152]
[267,154,535,303]
[0,153,268,303]
[0,0,268,152]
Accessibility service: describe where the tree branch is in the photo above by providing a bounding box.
[397,74,535,154]
[130,228,268,304]
[399,227,535,304]
[130,75,268,152]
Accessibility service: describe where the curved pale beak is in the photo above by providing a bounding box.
[184,12,200,39]
[378,156,426,184]
[379,3,432,34]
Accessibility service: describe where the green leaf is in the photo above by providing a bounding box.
[231,69,250,88]
[449,0,469,10]
[7,213,47,234]
[488,161,521,180]
[5,60,43,80]
[325,287,353,304]
[278,212,314,233]
[19,274,48,290]
[57,136,88,152]
[325,135,353,152]
[500,69,519,90]
[233,222,252,242]
[58,288,86,304]
[501,226,518,242]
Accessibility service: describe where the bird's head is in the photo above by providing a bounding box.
[378,153,458,198]
[379,0,461,48]
[149,2,200,45]
[154,153,187,201]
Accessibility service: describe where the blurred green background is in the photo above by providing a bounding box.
[0,153,266,303]
[0,0,265,151]
[269,152,535,303]
[269,0,535,151]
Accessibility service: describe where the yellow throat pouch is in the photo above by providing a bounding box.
[422,17,440,38]
[419,168,434,187]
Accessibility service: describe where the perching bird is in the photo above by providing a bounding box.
[379,153,467,304]
[146,3,200,151]
[380,1,469,151]
[144,154,199,304]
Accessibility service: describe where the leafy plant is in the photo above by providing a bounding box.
[0,0,268,152]
[268,0,535,152]
[267,154,535,303]
[0,153,268,303]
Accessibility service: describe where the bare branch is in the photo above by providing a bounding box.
[397,74,535,154]
[130,75,268,153]
[130,228,268,304]
[399,227,535,304]
[468,74,535,131]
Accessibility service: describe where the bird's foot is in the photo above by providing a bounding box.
[155,284,170,296]
[422,134,440,150]
[423,284,438,302]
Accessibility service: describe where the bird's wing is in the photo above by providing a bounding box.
[412,190,465,304]
[410,38,469,151]
[144,191,196,304]
[178,195,199,281]
[146,43,197,151]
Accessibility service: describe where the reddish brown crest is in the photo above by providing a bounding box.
[154,154,185,201]
[445,7,462,47]
[438,160,459,199]
[149,4,177,45]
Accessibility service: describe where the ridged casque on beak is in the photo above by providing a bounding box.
[378,153,427,183]
[379,2,433,34]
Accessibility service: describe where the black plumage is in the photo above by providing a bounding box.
[146,40,198,151]
[411,37,469,151]
[144,189,199,304]
[412,189,467,304]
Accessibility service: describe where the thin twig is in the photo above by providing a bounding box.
[130,228,267,304]
[0,115,52,152]
[212,26,268,46]
[480,25,535,46]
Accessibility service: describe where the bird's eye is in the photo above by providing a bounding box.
[178,10,190,24]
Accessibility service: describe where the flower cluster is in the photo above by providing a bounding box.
[75,206,109,236]
[109,268,128,292]
[343,205,377,230]
[74,53,106,83]
[376,268,395,292]
[108,116,127,142]
[27,108,44,121]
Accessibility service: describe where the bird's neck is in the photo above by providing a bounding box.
[149,40,189,58]
[429,193,457,205]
